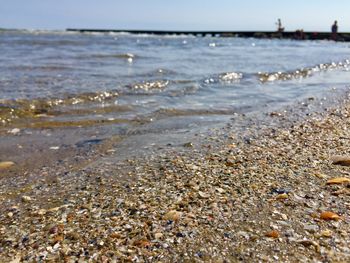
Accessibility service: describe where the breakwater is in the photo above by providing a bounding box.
[66,29,350,41]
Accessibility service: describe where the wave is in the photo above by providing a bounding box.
[88,53,137,59]
[152,108,238,118]
[202,60,350,85]
[0,90,119,125]
[258,60,350,83]
[126,80,169,92]
[7,65,75,72]
[203,71,243,85]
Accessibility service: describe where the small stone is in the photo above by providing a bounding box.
[304,224,318,233]
[216,187,225,194]
[314,173,327,179]
[163,210,182,221]
[297,239,320,252]
[183,142,193,148]
[154,233,163,239]
[66,232,79,240]
[8,128,20,135]
[7,212,13,218]
[9,254,21,263]
[276,193,288,200]
[21,196,32,202]
[281,213,288,220]
[37,209,47,216]
[0,161,15,170]
[198,191,210,199]
[320,229,332,238]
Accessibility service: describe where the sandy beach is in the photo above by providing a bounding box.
[1,94,350,262]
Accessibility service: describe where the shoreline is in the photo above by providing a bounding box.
[1,95,350,261]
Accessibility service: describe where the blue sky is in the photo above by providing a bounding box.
[0,0,349,32]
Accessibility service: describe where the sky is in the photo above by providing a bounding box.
[0,0,349,32]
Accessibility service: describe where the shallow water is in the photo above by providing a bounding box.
[1,30,350,165]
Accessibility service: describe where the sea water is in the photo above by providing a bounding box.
[1,30,350,161]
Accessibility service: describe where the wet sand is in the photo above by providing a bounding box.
[1,96,350,262]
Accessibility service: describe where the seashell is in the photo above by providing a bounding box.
[0,161,15,170]
[326,177,350,184]
[276,193,288,200]
[198,191,210,199]
[320,211,341,220]
[133,239,151,248]
[163,210,182,221]
[320,230,332,238]
[265,230,279,238]
[330,156,350,166]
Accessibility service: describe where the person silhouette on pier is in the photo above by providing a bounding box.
[331,20,338,40]
[276,19,284,32]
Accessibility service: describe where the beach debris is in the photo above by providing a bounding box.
[330,156,350,166]
[265,230,279,238]
[0,161,15,169]
[320,211,341,221]
[326,177,350,185]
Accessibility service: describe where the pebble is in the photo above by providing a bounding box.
[297,239,320,252]
[320,230,332,238]
[183,142,193,148]
[198,191,210,199]
[0,161,15,170]
[304,224,318,233]
[276,193,288,200]
[154,233,163,239]
[163,210,182,221]
[8,128,20,135]
[21,196,32,203]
